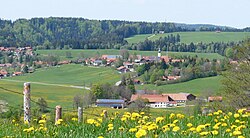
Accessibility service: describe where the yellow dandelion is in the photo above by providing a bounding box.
[187,123,193,127]
[155,117,164,123]
[234,113,240,118]
[211,130,219,135]
[87,119,95,124]
[108,124,113,127]
[119,126,125,131]
[226,128,231,132]
[135,129,147,138]
[71,117,78,121]
[129,128,137,133]
[108,127,113,131]
[200,131,209,136]
[233,130,242,136]
[172,126,180,132]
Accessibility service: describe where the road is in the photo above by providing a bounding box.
[0,79,91,90]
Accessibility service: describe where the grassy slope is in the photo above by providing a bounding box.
[0,64,121,109]
[125,32,250,44]
[0,80,84,109]
[135,76,222,96]
[37,49,225,60]
[8,64,121,86]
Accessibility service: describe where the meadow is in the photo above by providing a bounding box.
[0,64,121,108]
[136,76,222,96]
[37,49,225,60]
[125,32,250,44]
[1,108,249,138]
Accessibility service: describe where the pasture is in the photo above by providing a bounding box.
[37,49,225,60]
[136,76,223,96]
[0,64,121,109]
[125,31,250,44]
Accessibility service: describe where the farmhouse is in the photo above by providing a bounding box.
[131,93,196,108]
[96,99,125,108]
[131,94,174,108]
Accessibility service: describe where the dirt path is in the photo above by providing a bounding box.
[0,79,90,90]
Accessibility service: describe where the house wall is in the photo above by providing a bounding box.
[149,102,170,108]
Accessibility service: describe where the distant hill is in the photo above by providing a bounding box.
[125,32,250,44]
[175,23,237,31]
[0,17,248,49]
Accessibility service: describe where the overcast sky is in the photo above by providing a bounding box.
[0,0,249,28]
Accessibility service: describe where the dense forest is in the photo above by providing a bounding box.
[0,17,247,50]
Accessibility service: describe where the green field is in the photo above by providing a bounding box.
[0,64,121,109]
[125,32,250,44]
[8,64,120,86]
[136,76,222,96]
[37,49,225,60]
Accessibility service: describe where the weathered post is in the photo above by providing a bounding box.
[103,110,108,118]
[78,107,83,123]
[55,105,62,123]
[23,82,31,124]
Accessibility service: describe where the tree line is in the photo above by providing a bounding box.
[0,17,246,49]
[125,35,242,57]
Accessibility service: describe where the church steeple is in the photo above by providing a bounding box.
[158,48,161,60]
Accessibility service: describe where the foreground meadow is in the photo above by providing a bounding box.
[1,109,249,138]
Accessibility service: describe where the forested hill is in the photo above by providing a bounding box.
[0,17,247,49]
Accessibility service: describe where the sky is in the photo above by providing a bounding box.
[0,0,249,28]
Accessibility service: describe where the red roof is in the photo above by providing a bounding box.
[161,56,169,62]
[163,93,187,101]
[0,70,8,75]
[131,94,170,103]
[167,76,181,80]
[208,96,222,102]
[13,72,22,75]
[117,66,126,70]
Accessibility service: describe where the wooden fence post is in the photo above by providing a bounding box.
[55,105,62,123]
[23,82,31,124]
[103,110,108,118]
[78,107,83,123]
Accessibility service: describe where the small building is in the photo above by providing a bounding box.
[0,69,8,77]
[96,99,125,108]
[117,66,130,73]
[58,60,70,65]
[208,96,222,102]
[93,60,103,66]
[133,79,141,85]
[166,76,181,81]
[13,72,22,76]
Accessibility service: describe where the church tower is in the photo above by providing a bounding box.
[158,48,161,59]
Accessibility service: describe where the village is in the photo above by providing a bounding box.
[0,46,225,111]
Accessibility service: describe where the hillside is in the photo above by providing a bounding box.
[0,64,121,108]
[36,49,225,60]
[136,76,222,96]
[125,32,250,44]
[0,17,245,49]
